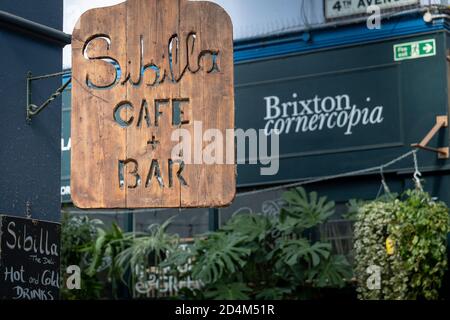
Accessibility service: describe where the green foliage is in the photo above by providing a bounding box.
[204,282,252,300]
[61,187,353,300]
[354,189,449,300]
[190,233,251,284]
[390,190,449,300]
[306,255,353,288]
[84,222,129,298]
[60,213,104,300]
[60,187,449,301]
[163,187,352,300]
[115,218,179,296]
[274,239,331,267]
[343,199,366,221]
[254,287,293,300]
[281,188,335,228]
[87,223,124,275]
[221,214,271,243]
[354,200,396,300]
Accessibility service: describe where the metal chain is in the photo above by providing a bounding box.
[380,166,391,195]
[237,150,418,197]
[412,150,423,191]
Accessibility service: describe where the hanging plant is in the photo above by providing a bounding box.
[354,200,406,299]
[389,189,448,300]
[354,189,449,300]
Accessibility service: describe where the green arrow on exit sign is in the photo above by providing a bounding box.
[394,39,436,61]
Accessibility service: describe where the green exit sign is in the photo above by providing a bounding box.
[394,39,436,61]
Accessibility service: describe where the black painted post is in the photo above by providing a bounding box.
[125,211,134,232]
[208,208,219,231]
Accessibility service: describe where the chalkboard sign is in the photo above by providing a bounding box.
[0,215,60,300]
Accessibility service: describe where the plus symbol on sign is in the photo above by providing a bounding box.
[147,135,159,150]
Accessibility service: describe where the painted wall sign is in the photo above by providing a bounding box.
[235,33,447,187]
[71,0,235,208]
[0,215,61,300]
[237,64,402,160]
[394,39,436,61]
[325,0,419,19]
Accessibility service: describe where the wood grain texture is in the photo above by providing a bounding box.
[71,0,235,209]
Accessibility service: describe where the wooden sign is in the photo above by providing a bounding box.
[71,0,235,208]
[0,215,60,300]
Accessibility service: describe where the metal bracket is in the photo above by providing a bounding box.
[26,70,71,123]
[411,115,449,159]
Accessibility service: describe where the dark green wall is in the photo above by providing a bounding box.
[235,31,450,204]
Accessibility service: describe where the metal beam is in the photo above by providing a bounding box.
[0,10,71,46]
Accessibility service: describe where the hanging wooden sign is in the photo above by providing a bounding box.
[71,0,235,208]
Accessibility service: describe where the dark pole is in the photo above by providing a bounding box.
[208,208,219,231]
[0,10,71,46]
[125,210,134,232]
